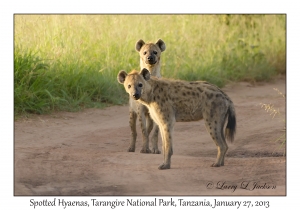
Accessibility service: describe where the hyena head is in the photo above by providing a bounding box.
[117,68,151,100]
[135,39,166,66]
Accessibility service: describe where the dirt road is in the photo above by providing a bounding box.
[14,77,286,196]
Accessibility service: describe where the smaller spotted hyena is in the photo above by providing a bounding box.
[118,68,236,170]
[127,39,166,154]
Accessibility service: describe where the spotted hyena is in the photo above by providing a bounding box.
[118,68,236,170]
[127,39,166,154]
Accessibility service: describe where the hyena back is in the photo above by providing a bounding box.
[118,68,236,170]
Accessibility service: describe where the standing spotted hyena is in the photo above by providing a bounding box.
[118,68,236,170]
[128,39,166,154]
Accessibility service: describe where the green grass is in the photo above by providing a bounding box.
[14,14,286,116]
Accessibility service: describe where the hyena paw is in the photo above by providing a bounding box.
[127,147,135,152]
[152,148,161,154]
[158,163,171,170]
[211,163,222,167]
[140,148,152,153]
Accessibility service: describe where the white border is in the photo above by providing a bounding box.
[2,0,298,209]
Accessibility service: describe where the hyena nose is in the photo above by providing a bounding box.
[132,93,140,100]
[147,56,154,61]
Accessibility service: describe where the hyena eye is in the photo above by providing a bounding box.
[153,51,157,55]
[128,84,131,89]
[143,51,147,55]
[138,83,143,87]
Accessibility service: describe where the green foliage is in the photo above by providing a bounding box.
[14,15,286,116]
[14,48,127,115]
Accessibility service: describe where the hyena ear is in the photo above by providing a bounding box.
[117,70,128,84]
[156,39,166,52]
[140,68,151,81]
[135,39,145,52]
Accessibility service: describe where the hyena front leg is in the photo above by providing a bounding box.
[158,117,175,170]
[138,105,152,153]
[128,110,137,152]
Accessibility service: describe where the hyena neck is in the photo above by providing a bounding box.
[139,80,157,105]
[140,61,161,78]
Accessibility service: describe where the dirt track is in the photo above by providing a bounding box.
[14,77,286,196]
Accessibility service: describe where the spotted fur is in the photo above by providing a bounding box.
[118,68,236,170]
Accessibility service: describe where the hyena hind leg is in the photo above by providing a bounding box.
[204,119,228,167]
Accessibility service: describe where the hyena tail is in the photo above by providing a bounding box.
[225,103,236,143]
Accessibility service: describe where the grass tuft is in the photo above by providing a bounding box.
[259,88,286,154]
